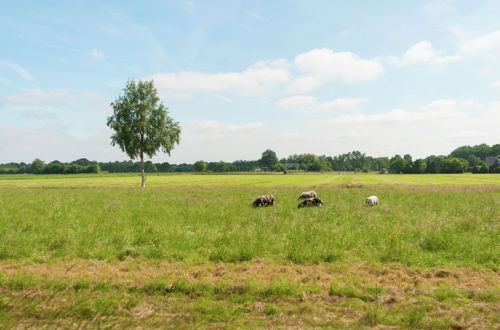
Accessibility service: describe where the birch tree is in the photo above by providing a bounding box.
[107,80,180,188]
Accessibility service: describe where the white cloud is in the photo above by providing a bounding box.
[492,80,500,89]
[318,99,470,127]
[402,41,456,63]
[388,41,460,66]
[0,89,108,127]
[459,30,500,56]
[317,98,368,112]
[0,89,105,109]
[148,59,290,96]
[159,92,193,100]
[390,29,500,67]
[89,49,105,60]
[421,99,476,112]
[2,102,497,163]
[486,101,500,115]
[0,59,35,81]
[319,108,453,126]
[187,121,270,135]
[277,95,316,109]
[447,130,488,139]
[9,123,220,165]
[277,95,368,112]
[167,120,276,162]
[147,49,384,97]
[0,124,125,163]
[284,76,320,94]
[2,89,73,107]
[292,48,384,86]
[309,99,499,157]
[294,49,384,82]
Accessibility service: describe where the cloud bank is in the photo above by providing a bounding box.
[389,29,500,66]
[147,48,384,98]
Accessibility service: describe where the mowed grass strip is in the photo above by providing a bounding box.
[0,172,499,188]
[0,182,498,267]
[0,260,498,328]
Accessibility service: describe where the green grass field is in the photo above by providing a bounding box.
[0,173,499,328]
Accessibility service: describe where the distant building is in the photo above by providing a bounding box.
[485,156,500,166]
[379,168,389,174]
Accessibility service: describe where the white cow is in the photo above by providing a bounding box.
[298,191,318,200]
[365,196,379,206]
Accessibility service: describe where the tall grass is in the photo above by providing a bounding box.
[0,178,498,268]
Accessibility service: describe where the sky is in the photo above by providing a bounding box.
[1,0,499,164]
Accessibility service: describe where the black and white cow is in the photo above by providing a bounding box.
[297,197,324,208]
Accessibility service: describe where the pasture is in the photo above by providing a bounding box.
[0,173,499,328]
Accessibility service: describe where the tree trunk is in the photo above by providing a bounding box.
[140,153,146,188]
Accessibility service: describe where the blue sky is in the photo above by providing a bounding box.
[1,0,499,163]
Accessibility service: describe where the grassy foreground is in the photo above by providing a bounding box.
[0,173,499,328]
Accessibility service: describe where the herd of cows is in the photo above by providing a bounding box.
[252,191,380,208]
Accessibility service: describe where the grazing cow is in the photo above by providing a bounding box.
[297,197,324,208]
[365,196,379,206]
[298,191,318,200]
[252,195,276,207]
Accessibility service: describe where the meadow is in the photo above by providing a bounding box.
[0,173,498,328]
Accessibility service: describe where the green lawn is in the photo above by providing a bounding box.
[0,172,498,188]
[0,173,498,328]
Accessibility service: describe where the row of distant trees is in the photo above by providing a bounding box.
[0,158,258,175]
[0,158,100,175]
[255,144,499,174]
[0,143,498,175]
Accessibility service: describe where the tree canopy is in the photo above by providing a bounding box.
[193,160,208,172]
[259,149,278,170]
[107,79,180,187]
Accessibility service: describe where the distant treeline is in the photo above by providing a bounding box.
[273,143,499,174]
[1,143,499,174]
[0,158,259,175]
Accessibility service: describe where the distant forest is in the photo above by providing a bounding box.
[1,143,499,175]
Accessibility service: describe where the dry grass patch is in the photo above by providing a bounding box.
[1,260,498,327]
[1,259,499,290]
